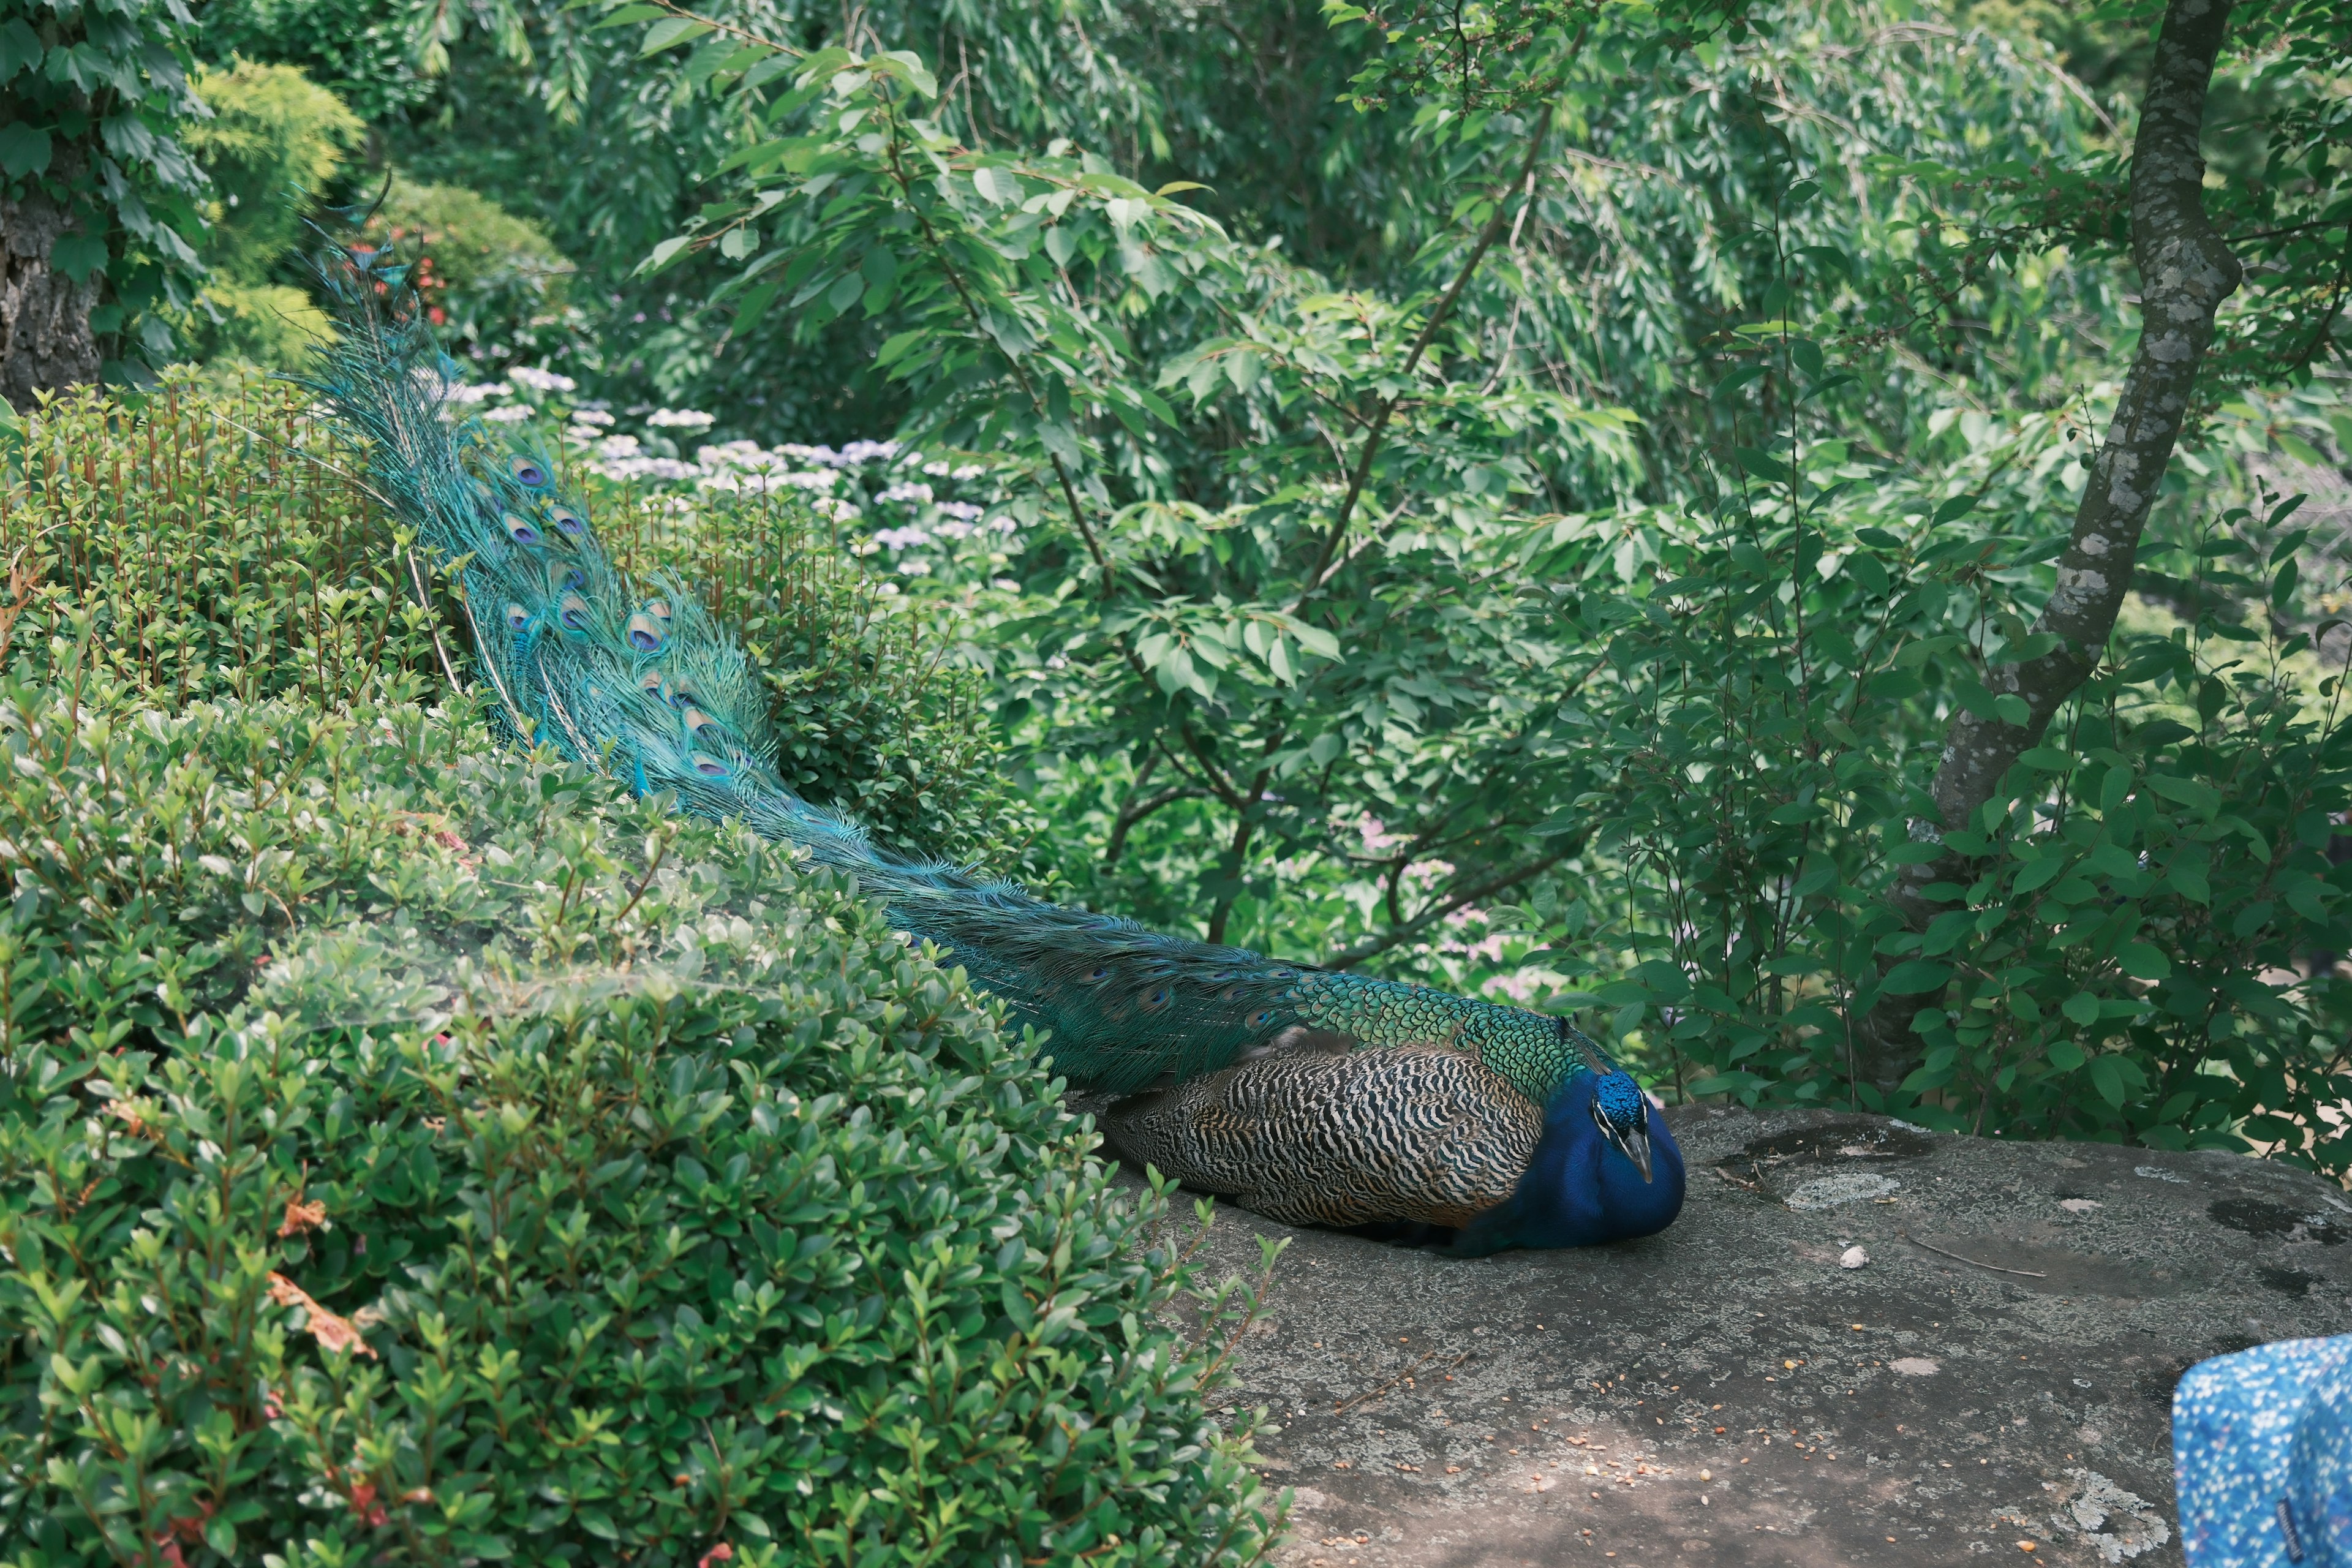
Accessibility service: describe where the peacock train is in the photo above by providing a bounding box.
[304,253,1685,1256]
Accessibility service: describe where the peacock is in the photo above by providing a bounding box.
[301,252,1685,1255]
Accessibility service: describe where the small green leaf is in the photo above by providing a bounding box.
[637,235,693,275]
[639,17,713,53]
[2060,992,2100,1027]
[2087,1055,2126,1108]
[1932,494,1979,525]
[50,233,105,284]
[1882,960,1952,995]
[0,121,50,178]
[2116,941,2170,981]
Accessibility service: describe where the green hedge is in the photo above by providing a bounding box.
[0,385,1281,1567]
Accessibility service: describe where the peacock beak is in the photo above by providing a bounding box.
[1619,1126,1654,1184]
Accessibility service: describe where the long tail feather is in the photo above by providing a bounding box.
[303,256,1592,1106]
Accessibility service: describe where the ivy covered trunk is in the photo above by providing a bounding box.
[0,189,100,407]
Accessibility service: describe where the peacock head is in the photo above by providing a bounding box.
[1587,1071,1654,1183]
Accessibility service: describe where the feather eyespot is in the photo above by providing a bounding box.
[638,669,666,696]
[503,511,542,546]
[625,612,665,652]
[561,567,587,592]
[643,599,673,623]
[509,455,551,488]
[548,503,586,537]
[1141,987,1172,1009]
[559,594,592,632]
[1086,967,1112,983]
[682,708,717,736]
[668,685,698,710]
[503,602,530,632]
[688,750,729,777]
[1270,967,1298,980]
[1245,1009,1277,1029]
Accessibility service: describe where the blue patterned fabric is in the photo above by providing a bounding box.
[2175,1335,2352,1566]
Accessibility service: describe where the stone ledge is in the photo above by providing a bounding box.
[1156,1106,2352,1567]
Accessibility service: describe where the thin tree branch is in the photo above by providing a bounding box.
[1292,97,1561,607]
[1323,844,1578,970]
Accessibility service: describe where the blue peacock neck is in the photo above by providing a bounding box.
[1450,1068,1686,1257]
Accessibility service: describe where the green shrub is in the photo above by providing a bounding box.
[4,375,1042,869]
[0,382,1280,1568]
[180,282,339,369]
[184,61,363,288]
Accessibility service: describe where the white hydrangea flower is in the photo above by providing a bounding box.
[509,366,578,394]
[646,408,717,429]
[483,405,533,424]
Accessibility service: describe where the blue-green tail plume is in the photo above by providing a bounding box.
[303,256,1595,1110]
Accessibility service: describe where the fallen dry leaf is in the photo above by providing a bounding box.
[278,1198,327,1237]
[267,1274,376,1359]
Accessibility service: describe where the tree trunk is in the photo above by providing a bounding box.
[1856,0,2244,1093]
[0,190,102,411]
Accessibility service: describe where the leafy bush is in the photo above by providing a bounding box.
[358,179,574,363]
[176,60,363,368]
[6,374,1038,866]
[184,61,363,287]
[0,380,1279,1567]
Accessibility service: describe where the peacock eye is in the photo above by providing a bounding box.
[638,669,666,695]
[625,611,664,652]
[549,504,586,536]
[688,750,729,777]
[503,511,541,546]
[643,598,672,623]
[509,455,550,488]
[562,567,586,592]
[503,602,529,631]
[559,593,592,631]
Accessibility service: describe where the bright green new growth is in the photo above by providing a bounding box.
[304,266,1599,1109]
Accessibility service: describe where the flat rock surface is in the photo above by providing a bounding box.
[1161,1106,2352,1567]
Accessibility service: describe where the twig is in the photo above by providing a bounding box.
[1333,1349,1471,1412]
[1902,1232,2047,1278]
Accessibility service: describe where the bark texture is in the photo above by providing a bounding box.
[1859,0,2243,1091]
[0,191,102,411]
